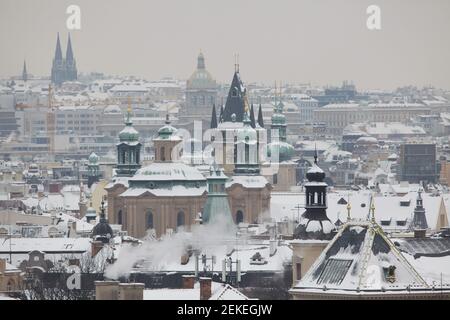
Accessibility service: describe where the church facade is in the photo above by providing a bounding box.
[51,33,78,86]
[106,66,274,239]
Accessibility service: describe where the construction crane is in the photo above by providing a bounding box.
[47,84,56,156]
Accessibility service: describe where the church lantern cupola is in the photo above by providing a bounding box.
[266,98,294,162]
[116,102,141,177]
[233,112,260,175]
[153,114,182,162]
[294,150,336,240]
[87,152,100,187]
[411,189,428,231]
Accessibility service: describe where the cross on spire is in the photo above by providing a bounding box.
[234,53,239,72]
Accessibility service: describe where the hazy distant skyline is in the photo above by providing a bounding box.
[1,0,450,90]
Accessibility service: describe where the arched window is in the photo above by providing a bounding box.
[146,210,154,229]
[161,146,165,161]
[177,211,185,228]
[236,210,244,224]
[117,210,123,225]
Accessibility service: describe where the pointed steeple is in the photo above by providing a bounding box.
[22,60,28,82]
[54,33,63,61]
[210,104,218,129]
[66,33,74,62]
[65,33,77,81]
[249,104,256,128]
[222,68,247,123]
[436,197,449,230]
[51,33,66,85]
[257,104,264,128]
[411,189,428,230]
[294,144,334,240]
[219,104,224,123]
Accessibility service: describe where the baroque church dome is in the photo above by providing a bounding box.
[186,52,216,90]
[119,109,139,142]
[266,141,295,162]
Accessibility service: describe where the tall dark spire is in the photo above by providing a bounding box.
[54,33,63,61]
[219,104,224,123]
[64,33,77,81]
[222,70,246,122]
[210,104,218,129]
[412,190,428,230]
[66,33,74,62]
[257,104,264,128]
[249,104,256,128]
[22,60,28,82]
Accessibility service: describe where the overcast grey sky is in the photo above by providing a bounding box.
[1,0,449,90]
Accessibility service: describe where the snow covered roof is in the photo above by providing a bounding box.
[143,281,250,300]
[127,240,291,274]
[120,185,207,198]
[226,175,269,189]
[0,237,91,254]
[109,85,149,92]
[270,191,450,233]
[291,220,430,294]
[132,162,206,182]
[364,122,426,136]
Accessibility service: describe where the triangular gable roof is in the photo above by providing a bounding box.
[210,284,251,300]
[436,197,449,230]
[293,220,429,293]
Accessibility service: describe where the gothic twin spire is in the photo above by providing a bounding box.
[54,32,74,63]
[51,32,77,85]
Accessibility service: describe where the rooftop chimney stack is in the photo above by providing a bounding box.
[182,275,196,289]
[199,277,212,300]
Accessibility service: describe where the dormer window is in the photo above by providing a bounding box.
[383,265,396,283]
[232,87,238,97]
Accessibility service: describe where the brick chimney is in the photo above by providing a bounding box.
[182,275,195,289]
[199,277,212,300]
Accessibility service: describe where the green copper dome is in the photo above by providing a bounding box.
[119,125,139,142]
[119,108,139,142]
[186,53,216,89]
[271,112,286,125]
[88,152,99,164]
[266,141,295,162]
[156,114,178,139]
